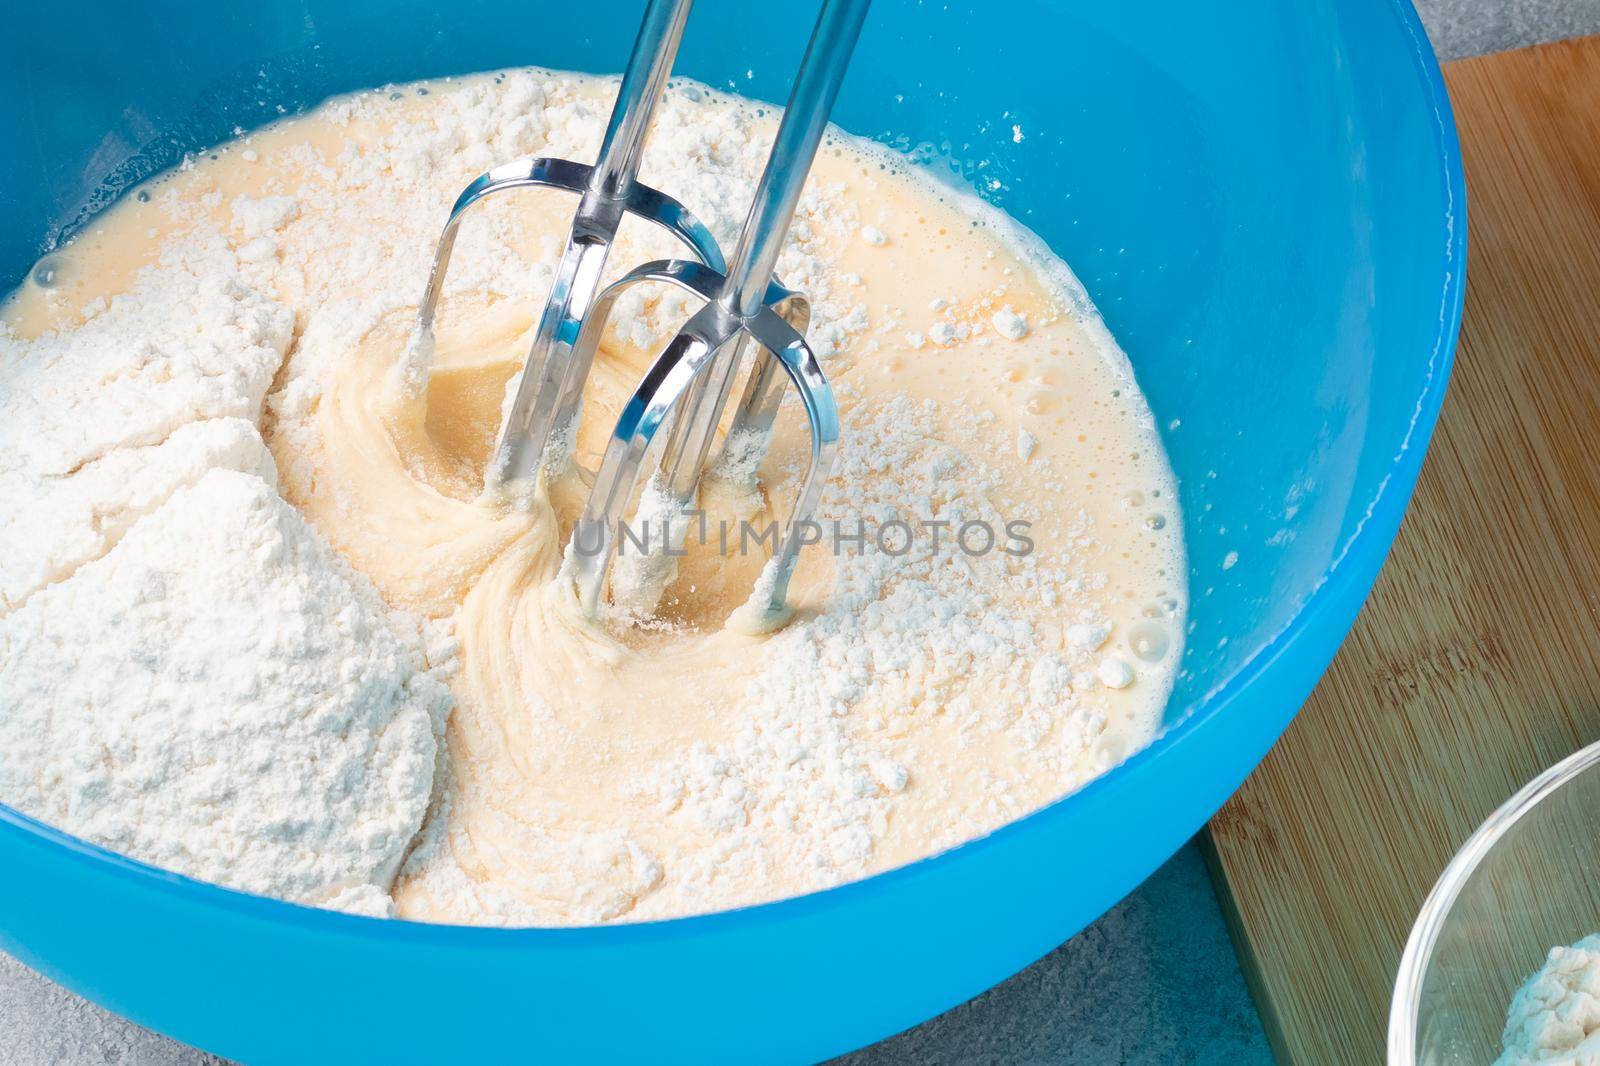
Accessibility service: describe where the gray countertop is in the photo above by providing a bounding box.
[1416,0,1600,59]
[5,4,1598,1063]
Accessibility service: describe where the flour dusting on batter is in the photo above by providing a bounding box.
[0,69,1184,925]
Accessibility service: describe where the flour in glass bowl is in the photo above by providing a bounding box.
[0,69,1186,924]
[1497,934,1600,1065]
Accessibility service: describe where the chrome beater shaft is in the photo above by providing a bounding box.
[409,0,724,486]
[565,0,869,626]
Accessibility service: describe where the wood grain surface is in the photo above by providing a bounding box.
[1206,35,1600,1064]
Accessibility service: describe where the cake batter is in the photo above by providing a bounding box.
[0,70,1185,924]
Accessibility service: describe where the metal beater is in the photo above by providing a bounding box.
[414,0,869,625]
[411,0,723,484]
[565,0,867,624]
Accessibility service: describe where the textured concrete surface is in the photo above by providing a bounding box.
[0,952,224,1066]
[1416,0,1600,59]
[5,2,1596,1063]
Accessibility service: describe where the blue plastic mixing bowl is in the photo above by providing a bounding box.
[0,0,1462,1060]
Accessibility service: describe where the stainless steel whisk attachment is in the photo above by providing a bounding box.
[411,0,868,627]
[410,0,724,485]
[566,0,869,625]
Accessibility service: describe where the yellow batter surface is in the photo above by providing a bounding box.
[4,70,1185,925]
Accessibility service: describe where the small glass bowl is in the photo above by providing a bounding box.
[1390,739,1600,1063]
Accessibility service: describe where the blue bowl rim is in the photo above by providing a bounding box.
[0,0,1467,954]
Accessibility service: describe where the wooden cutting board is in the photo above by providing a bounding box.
[1205,34,1600,1064]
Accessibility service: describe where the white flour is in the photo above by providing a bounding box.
[0,467,450,915]
[0,184,449,915]
[0,267,288,613]
[1499,934,1600,1065]
[611,395,1127,916]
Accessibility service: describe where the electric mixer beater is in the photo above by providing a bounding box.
[409,0,869,627]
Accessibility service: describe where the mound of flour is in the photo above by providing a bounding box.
[1498,934,1600,1064]
[0,467,449,914]
[0,251,450,914]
